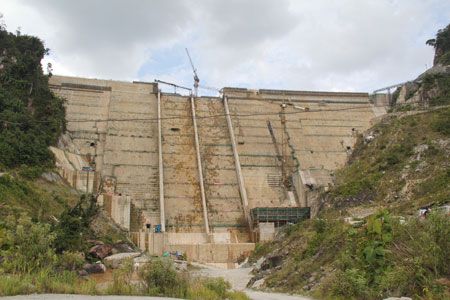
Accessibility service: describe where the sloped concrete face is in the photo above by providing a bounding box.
[50,76,382,262]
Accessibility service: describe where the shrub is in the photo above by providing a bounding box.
[2,213,57,273]
[203,277,230,298]
[138,258,188,298]
[52,194,98,253]
[57,251,85,271]
[331,268,371,299]
[187,278,250,300]
[248,242,273,263]
[430,108,450,135]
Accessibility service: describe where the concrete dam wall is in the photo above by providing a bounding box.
[49,75,385,265]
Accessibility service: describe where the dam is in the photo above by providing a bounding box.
[49,75,386,267]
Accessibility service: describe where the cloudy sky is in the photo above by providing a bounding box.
[1,0,449,95]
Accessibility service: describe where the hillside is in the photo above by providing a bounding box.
[246,25,450,300]
[0,19,79,220]
[0,22,132,295]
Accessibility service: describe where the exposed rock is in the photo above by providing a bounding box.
[82,262,106,274]
[57,132,82,155]
[432,139,450,157]
[260,255,283,271]
[252,278,265,289]
[417,63,450,79]
[415,161,428,172]
[254,257,265,270]
[111,241,135,254]
[134,255,150,269]
[103,252,141,269]
[413,144,428,154]
[85,239,104,246]
[89,244,112,260]
[247,274,263,288]
[77,269,89,276]
[41,172,64,184]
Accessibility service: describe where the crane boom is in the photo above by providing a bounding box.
[185,48,200,96]
[185,48,197,77]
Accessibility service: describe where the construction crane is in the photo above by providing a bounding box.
[185,48,199,97]
[198,84,223,96]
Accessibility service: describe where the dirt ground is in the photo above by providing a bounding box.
[189,262,314,300]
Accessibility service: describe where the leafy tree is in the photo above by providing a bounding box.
[0,24,66,170]
[52,195,98,253]
[426,23,450,65]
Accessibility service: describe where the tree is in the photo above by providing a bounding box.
[427,24,450,65]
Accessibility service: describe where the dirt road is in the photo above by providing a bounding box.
[189,262,314,300]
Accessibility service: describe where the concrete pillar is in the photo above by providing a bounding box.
[157,90,166,232]
[190,95,210,234]
[387,88,391,106]
[124,195,131,230]
[223,95,251,230]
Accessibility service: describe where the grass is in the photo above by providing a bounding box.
[327,107,450,212]
[0,171,81,221]
[248,242,274,263]
[249,212,450,300]
[0,268,99,296]
[0,258,252,300]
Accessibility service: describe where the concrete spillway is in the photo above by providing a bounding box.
[49,76,385,266]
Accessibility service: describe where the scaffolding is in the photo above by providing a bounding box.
[251,207,310,228]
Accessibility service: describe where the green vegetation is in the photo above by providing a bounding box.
[105,257,251,299]
[138,257,189,298]
[430,108,450,134]
[422,73,450,106]
[328,107,449,211]
[52,195,99,253]
[252,211,450,300]
[426,23,450,65]
[248,242,275,263]
[248,105,449,299]
[0,24,65,170]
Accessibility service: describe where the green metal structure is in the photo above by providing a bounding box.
[251,207,310,227]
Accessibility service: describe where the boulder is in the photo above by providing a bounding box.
[260,255,283,271]
[89,244,112,260]
[111,241,135,254]
[85,239,104,245]
[82,262,106,274]
[247,274,263,288]
[252,278,265,289]
[134,255,151,269]
[104,252,141,269]
[77,269,89,276]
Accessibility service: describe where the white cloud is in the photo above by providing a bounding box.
[0,0,448,93]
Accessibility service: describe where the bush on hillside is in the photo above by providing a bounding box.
[52,194,99,253]
[138,257,189,298]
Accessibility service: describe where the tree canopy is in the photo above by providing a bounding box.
[0,25,66,170]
